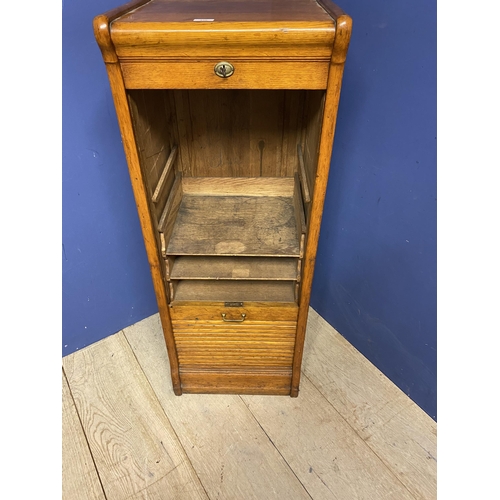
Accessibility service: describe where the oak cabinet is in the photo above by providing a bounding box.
[94,0,352,396]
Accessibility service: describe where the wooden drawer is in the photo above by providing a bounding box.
[170,303,299,322]
[120,60,330,90]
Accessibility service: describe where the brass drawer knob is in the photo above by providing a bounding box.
[214,61,234,78]
[221,313,246,322]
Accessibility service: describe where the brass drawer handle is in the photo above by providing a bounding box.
[221,313,246,322]
[214,61,234,78]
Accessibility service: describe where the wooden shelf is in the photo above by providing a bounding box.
[170,256,298,281]
[161,177,305,259]
[172,280,296,303]
[167,194,300,257]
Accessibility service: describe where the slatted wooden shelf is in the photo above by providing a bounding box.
[167,194,301,257]
[172,280,296,303]
[170,256,299,281]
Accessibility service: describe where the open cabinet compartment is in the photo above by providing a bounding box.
[128,89,325,305]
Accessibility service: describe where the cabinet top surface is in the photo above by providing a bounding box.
[116,0,334,25]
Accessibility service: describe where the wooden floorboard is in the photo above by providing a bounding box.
[302,308,437,499]
[62,371,106,500]
[241,378,415,500]
[63,333,208,500]
[123,314,312,500]
[62,309,437,499]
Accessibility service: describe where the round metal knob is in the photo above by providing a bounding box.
[214,61,234,78]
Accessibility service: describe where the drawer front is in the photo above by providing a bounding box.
[121,60,329,90]
[170,303,299,322]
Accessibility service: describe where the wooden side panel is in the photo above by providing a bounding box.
[292,8,353,396]
[302,90,325,210]
[101,63,181,395]
[127,90,177,194]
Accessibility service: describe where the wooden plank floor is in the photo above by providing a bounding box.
[62,308,436,499]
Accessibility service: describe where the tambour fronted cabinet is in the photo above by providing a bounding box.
[94,0,352,396]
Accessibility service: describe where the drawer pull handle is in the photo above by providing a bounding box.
[221,313,246,322]
[214,61,234,78]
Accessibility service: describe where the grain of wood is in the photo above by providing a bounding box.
[167,195,300,257]
[247,90,286,177]
[242,377,416,500]
[159,232,167,258]
[297,144,311,203]
[109,0,336,61]
[170,256,298,280]
[181,177,294,197]
[173,280,296,303]
[62,371,106,500]
[62,334,208,500]
[158,172,182,232]
[123,314,312,499]
[127,90,177,220]
[173,317,296,370]
[170,303,298,321]
[171,90,292,177]
[303,308,437,499]
[164,255,174,279]
[172,322,297,332]
[179,368,293,395]
[301,91,325,205]
[115,0,334,24]
[95,60,180,393]
[281,90,305,176]
[169,280,176,302]
[152,145,178,202]
[292,10,352,394]
[294,173,307,238]
[122,61,329,90]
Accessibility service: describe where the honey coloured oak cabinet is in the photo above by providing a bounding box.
[93,0,352,396]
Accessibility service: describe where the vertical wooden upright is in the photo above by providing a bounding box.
[94,0,352,397]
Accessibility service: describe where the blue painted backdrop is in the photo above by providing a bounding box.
[63,0,436,419]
